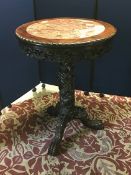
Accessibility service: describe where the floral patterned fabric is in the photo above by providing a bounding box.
[0,89,131,175]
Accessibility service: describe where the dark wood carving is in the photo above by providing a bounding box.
[16,17,117,156]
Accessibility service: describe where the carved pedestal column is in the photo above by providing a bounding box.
[48,58,75,155]
[48,58,104,156]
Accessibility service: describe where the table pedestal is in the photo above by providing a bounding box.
[47,58,104,156]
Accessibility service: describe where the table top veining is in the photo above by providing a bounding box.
[16,18,116,45]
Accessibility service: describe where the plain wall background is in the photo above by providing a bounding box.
[0,0,39,107]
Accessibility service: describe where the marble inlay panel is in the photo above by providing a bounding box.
[26,18,105,40]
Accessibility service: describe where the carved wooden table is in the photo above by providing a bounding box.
[16,18,116,156]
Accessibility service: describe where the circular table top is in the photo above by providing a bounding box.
[16,18,117,45]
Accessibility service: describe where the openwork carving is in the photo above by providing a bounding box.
[18,38,113,63]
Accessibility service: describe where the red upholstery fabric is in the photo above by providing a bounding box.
[0,90,131,175]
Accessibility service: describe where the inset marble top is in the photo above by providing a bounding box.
[16,18,116,45]
[26,19,105,39]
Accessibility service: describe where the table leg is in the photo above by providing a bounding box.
[48,59,75,156]
[48,59,104,156]
[74,106,104,130]
[47,102,60,117]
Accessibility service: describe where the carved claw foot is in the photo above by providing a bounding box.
[75,106,104,130]
[48,116,67,156]
[48,138,61,156]
[80,118,104,130]
[47,103,60,117]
